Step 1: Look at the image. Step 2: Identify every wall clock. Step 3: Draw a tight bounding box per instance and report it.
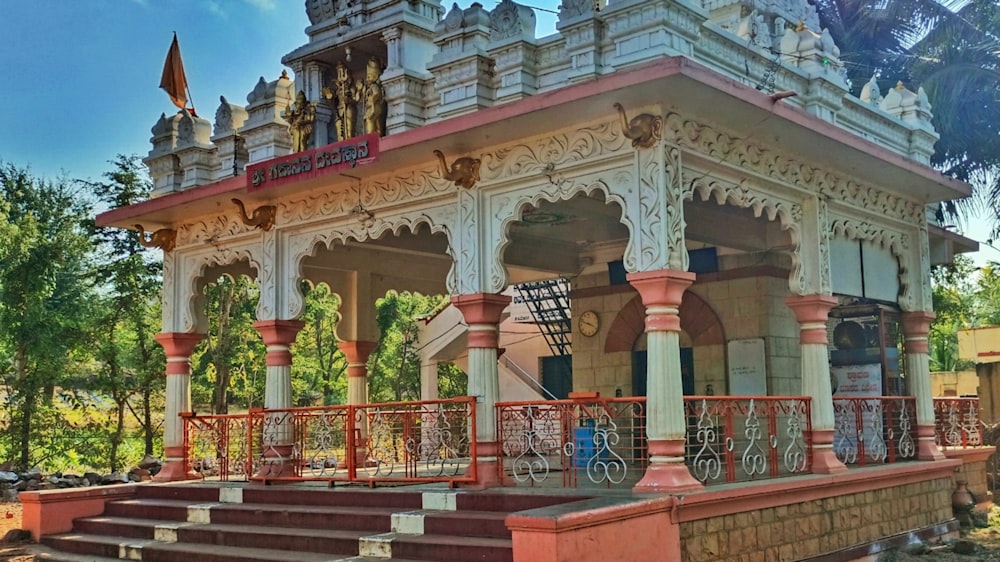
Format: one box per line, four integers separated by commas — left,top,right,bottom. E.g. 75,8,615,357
579,310,600,337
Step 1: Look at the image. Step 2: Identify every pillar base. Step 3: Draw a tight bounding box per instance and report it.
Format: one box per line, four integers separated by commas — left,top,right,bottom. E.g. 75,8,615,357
633,462,704,493
633,439,703,493
811,447,849,474
458,459,511,490
153,447,198,482
252,445,297,481
917,433,946,461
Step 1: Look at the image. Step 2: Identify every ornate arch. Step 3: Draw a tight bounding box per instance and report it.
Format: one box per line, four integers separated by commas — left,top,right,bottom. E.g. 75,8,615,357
488,180,633,293
684,176,804,294
830,218,911,308
176,245,261,333
604,292,726,353
284,210,455,319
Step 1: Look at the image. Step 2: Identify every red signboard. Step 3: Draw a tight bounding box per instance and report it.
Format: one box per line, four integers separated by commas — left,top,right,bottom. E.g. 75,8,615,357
247,133,379,191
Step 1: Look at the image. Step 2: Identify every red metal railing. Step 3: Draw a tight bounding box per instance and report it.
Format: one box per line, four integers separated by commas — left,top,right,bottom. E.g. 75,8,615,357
182,396,477,485
683,396,812,484
496,397,647,488
832,397,917,465
933,397,983,449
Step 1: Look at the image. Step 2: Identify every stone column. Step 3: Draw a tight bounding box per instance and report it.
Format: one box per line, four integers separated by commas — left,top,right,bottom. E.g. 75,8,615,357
452,292,511,488
902,311,945,461
154,332,205,482
627,269,703,492
253,320,305,479
338,340,378,466
786,294,848,474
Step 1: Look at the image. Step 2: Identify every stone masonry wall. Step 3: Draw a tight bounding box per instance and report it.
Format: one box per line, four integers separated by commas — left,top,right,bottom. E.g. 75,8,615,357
679,476,954,562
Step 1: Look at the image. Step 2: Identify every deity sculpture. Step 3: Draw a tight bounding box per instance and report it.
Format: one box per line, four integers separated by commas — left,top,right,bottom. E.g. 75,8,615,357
283,90,317,153
322,61,357,142
361,57,386,137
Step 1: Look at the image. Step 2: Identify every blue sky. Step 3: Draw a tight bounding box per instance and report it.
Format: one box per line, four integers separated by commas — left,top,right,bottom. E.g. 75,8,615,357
1,0,996,263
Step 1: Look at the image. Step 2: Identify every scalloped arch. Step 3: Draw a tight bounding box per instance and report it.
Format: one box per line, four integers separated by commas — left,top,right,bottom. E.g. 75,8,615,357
180,247,260,333
685,177,804,294
604,292,725,353
286,214,455,319
830,219,910,305
491,181,634,292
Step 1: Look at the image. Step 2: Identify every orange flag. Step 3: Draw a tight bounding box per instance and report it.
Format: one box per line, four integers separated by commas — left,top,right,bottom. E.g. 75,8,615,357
159,33,188,110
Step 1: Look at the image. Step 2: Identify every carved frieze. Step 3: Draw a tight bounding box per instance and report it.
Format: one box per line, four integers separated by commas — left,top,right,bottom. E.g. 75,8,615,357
479,120,627,182
662,112,924,224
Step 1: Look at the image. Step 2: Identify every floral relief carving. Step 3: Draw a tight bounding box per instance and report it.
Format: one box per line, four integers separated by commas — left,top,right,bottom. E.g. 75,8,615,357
455,189,481,295
662,112,924,224
256,229,277,322
478,120,627,182
176,214,249,247
162,251,176,333
635,144,665,272
664,145,687,272
830,219,910,304
817,197,832,294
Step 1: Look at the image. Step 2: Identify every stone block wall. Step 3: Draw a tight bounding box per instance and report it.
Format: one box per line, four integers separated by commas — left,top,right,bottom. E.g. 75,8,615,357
679,476,954,562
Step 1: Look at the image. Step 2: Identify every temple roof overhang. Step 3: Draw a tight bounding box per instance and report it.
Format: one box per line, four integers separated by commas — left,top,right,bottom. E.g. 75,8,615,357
97,56,971,230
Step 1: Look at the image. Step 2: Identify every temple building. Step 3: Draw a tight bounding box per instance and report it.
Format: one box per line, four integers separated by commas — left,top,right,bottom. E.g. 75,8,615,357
29,0,991,560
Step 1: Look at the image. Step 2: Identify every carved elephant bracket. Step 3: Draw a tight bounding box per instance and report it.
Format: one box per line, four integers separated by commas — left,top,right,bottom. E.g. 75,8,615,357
134,225,177,252
232,198,276,231
614,102,662,149
433,150,481,189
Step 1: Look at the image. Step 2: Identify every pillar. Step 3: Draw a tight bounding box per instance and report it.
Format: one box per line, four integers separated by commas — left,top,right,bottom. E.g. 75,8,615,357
253,319,305,479
338,340,378,466
902,311,945,461
452,292,511,488
154,332,205,482
627,269,703,492
786,294,848,474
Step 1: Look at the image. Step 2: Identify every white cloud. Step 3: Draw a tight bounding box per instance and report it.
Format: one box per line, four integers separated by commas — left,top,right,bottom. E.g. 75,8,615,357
243,0,277,10
206,0,227,18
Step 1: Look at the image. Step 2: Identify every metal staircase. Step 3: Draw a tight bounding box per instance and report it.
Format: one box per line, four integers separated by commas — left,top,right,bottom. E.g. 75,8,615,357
514,278,572,363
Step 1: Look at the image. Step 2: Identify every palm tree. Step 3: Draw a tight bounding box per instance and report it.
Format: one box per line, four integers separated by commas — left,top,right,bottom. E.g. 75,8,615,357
814,0,1000,229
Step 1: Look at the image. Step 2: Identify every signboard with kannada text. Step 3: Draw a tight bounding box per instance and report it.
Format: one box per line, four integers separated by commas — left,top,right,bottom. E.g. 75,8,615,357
247,133,379,192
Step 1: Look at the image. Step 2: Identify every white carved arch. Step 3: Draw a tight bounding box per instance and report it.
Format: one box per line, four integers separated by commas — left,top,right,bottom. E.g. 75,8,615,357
830,218,911,307
488,179,632,293
685,176,805,293
285,210,455,319
177,244,261,333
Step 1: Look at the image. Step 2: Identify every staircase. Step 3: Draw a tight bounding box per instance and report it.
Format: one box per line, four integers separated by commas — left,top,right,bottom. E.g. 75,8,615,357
36,483,590,562
514,279,572,363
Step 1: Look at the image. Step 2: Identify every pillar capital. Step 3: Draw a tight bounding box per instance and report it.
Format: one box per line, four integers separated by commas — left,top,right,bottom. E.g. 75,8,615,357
253,320,305,367
785,294,838,345
901,311,935,354
155,332,205,358
626,269,695,333
452,293,511,348
338,340,378,378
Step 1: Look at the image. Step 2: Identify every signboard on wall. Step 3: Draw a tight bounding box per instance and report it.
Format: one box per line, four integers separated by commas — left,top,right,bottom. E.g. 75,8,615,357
246,133,379,192
830,363,883,396
727,338,767,396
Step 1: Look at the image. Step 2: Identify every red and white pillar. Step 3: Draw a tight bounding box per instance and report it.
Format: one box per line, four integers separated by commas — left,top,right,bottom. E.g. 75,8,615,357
785,294,848,474
452,292,511,488
902,311,944,461
253,319,305,479
339,340,378,466
628,269,703,492
154,332,204,482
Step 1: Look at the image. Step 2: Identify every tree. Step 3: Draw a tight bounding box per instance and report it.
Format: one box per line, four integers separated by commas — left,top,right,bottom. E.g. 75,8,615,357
814,0,1000,227
0,162,95,469
292,283,346,406
86,154,164,466
368,291,448,403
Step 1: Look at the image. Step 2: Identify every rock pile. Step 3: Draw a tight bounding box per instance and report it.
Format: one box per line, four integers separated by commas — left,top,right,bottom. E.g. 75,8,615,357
0,455,163,501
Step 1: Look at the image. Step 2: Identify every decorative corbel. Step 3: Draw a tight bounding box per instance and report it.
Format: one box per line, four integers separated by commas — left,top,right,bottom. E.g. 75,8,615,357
613,103,662,149
232,198,276,231
433,150,481,189
134,225,177,252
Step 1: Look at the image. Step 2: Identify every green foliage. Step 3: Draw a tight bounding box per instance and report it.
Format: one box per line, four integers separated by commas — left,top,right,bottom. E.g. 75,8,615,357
0,161,96,469
292,283,346,406
368,291,448,403
930,256,1000,372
